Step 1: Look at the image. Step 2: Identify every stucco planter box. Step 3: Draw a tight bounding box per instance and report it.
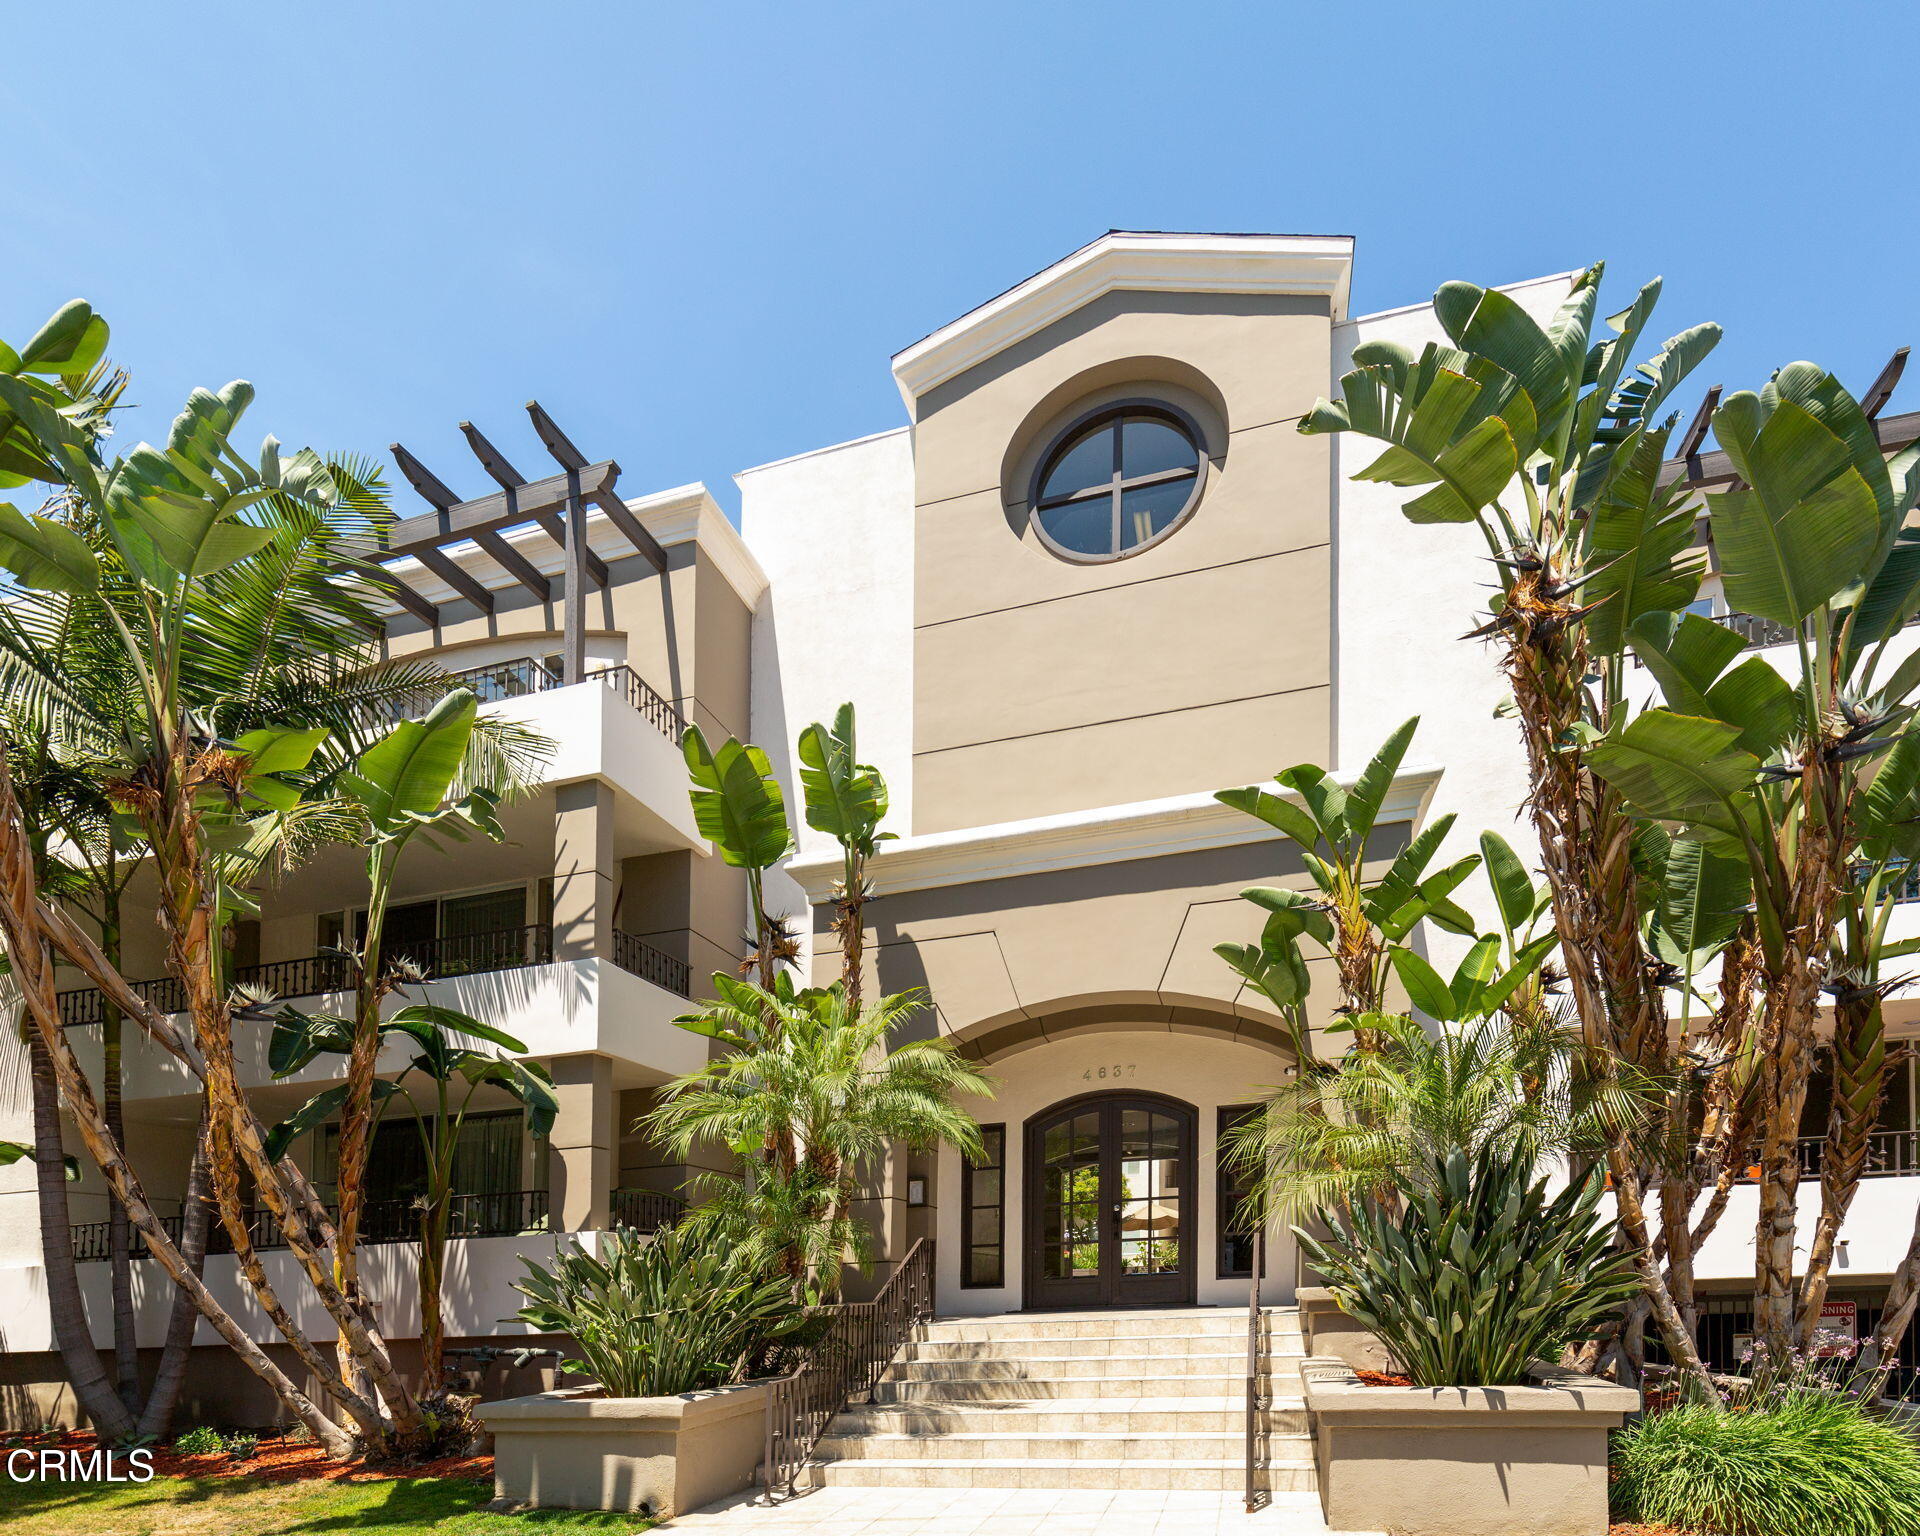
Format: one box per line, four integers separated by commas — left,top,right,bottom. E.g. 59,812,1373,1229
1296,1285,1395,1373
1303,1358,1639,1536
476,1381,770,1517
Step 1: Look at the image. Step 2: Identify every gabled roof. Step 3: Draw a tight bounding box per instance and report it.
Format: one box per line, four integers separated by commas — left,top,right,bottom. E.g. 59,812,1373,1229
889,230,1355,408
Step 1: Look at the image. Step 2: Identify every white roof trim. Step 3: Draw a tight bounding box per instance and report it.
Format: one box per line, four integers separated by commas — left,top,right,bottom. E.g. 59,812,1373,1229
890,231,1355,408
784,764,1443,902
371,482,769,614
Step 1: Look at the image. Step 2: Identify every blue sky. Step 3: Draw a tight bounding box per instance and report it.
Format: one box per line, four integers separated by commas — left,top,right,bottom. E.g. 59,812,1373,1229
5,1,1916,519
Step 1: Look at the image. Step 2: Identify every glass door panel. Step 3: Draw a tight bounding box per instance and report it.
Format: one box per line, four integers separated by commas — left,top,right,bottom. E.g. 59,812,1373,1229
1025,1095,1194,1309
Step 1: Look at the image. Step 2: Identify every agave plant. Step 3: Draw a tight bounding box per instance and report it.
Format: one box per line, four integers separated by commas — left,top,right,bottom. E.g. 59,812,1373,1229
1295,1144,1639,1387
511,1224,802,1398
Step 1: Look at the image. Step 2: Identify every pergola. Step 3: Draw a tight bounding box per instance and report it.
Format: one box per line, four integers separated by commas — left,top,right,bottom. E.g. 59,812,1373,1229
368,402,669,685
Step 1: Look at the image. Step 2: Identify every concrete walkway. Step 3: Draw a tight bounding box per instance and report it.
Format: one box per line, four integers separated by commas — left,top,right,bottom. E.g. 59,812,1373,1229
662,1487,1382,1535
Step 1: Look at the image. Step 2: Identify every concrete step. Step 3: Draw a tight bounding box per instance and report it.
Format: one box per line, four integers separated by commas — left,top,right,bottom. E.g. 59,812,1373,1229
828,1396,1308,1436
871,1370,1297,1402
804,1455,1318,1492
885,1349,1295,1381
814,1428,1314,1463
909,1330,1299,1360
922,1306,1297,1343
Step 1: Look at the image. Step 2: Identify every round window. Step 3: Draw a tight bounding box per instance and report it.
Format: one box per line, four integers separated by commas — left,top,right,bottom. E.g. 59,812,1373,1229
1029,404,1206,561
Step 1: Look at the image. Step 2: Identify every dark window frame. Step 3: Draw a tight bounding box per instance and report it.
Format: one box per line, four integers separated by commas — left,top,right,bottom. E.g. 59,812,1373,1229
1026,399,1209,564
1217,1102,1260,1279
961,1123,1006,1290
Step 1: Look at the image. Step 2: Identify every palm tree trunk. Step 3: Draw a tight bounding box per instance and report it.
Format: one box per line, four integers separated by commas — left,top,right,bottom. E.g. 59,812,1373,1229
1497,568,1716,1397
28,1029,136,1440
1794,990,1888,1347
1752,781,1843,1356
99,889,139,1411
0,745,360,1454
1858,1203,1920,1399
137,1110,213,1440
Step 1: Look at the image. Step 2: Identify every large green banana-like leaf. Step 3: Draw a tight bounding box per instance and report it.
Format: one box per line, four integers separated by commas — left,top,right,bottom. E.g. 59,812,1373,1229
683,724,794,871
460,1056,559,1138
1843,531,1920,652
1240,885,1335,947
1588,710,1759,850
1274,763,1350,845
1216,783,1322,852
0,1140,80,1180
1215,937,1311,1013
264,1080,401,1164
1581,427,1703,655
1708,387,1882,625
12,299,109,378
1376,855,1483,942
1574,318,1722,505
1388,945,1459,1021
1630,610,1800,761
1433,280,1579,443
341,690,479,836
1478,831,1538,938
1362,813,1458,919
1860,732,1920,865
267,1007,355,1077
1299,342,1526,523
1345,717,1418,846
797,703,892,856
1647,836,1751,975
0,500,102,594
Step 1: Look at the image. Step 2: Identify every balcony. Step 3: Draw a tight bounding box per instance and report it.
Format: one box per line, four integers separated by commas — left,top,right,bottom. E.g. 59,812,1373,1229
388,657,687,744
72,1185,686,1263
71,1188,550,1263
1736,1130,1920,1182
56,923,692,1029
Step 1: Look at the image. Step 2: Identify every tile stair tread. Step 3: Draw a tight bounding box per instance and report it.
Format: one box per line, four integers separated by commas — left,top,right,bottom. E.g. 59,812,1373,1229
808,1455,1318,1469
818,1431,1310,1449
844,1395,1305,1411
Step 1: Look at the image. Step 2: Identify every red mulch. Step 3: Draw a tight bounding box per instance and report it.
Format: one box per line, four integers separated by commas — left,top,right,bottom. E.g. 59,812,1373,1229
1352,1368,1415,1387
1608,1525,1692,1536
2,1430,491,1484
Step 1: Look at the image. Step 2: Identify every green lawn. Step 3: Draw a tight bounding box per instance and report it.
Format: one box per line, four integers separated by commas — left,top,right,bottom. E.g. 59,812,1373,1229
0,1473,654,1536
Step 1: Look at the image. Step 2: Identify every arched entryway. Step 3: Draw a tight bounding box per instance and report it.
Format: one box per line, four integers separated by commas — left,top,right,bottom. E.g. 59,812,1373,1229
1023,1090,1197,1309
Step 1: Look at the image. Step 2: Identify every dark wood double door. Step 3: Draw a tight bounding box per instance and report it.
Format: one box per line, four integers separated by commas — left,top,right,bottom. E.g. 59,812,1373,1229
1024,1092,1196,1309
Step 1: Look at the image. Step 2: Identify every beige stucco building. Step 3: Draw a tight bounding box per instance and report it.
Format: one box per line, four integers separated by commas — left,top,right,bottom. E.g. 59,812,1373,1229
3,231,1917,1423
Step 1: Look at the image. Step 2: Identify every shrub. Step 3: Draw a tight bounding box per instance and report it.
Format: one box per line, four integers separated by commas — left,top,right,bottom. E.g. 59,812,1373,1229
1612,1392,1920,1536
173,1426,223,1455
511,1223,803,1398
1293,1144,1638,1385
220,1431,259,1461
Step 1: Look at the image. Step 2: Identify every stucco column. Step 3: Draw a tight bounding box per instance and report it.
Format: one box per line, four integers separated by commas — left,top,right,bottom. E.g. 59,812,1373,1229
553,780,616,963
548,1053,615,1231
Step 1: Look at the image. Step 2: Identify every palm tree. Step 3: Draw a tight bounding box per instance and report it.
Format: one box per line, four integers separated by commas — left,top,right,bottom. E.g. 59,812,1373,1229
0,300,541,1454
645,980,993,1297
1222,1010,1646,1226
796,704,893,1007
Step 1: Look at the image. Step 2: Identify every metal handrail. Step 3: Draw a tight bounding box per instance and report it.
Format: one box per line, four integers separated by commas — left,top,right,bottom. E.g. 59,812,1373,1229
1244,1224,1268,1513
763,1238,936,1500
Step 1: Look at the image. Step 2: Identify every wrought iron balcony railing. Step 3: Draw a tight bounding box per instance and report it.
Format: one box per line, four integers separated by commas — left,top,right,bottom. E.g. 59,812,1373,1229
1732,1130,1920,1184
609,1187,687,1233
57,924,553,1029
611,929,693,999
383,657,686,742
72,1188,550,1262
